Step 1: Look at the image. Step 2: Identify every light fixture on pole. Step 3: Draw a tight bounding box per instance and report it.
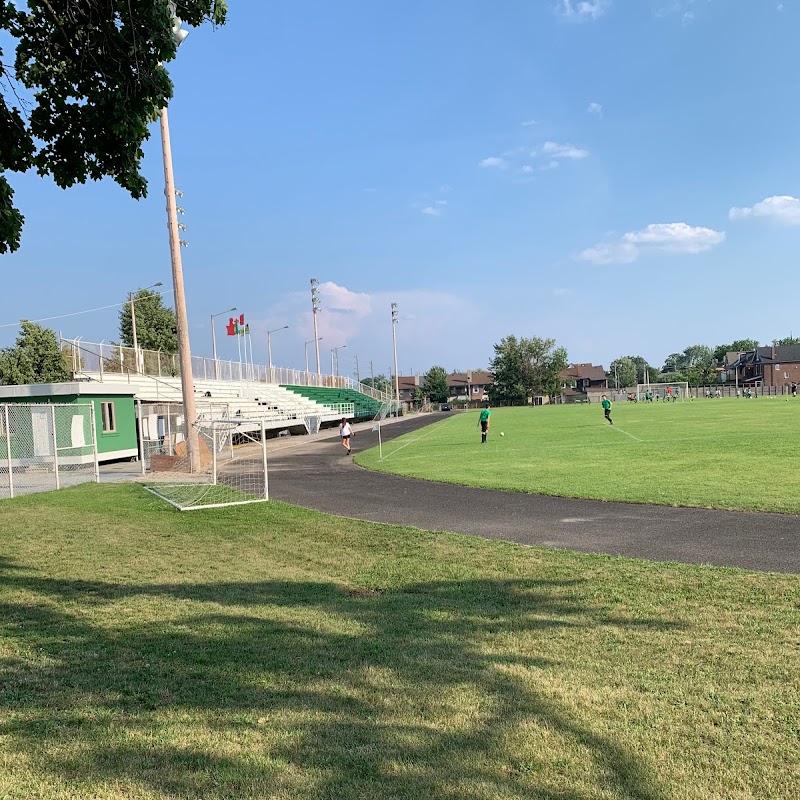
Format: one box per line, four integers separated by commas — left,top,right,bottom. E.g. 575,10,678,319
391,302,400,413
161,6,198,471
305,337,322,374
310,278,322,377
331,344,347,378
129,281,163,373
211,307,236,380
267,325,289,383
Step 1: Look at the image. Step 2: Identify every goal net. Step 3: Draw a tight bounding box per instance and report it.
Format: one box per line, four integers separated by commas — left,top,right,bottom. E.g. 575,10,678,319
138,403,268,510
636,382,689,401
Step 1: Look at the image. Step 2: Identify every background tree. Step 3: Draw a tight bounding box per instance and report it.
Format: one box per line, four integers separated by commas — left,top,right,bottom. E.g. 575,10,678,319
119,289,178,353
421,366,449,403
609,356,637,389
361,375,390,393
713,339,759,363
0,1,228,253
773,336,800,346
0,321,70,385
489,335,568,404
488,336,527,406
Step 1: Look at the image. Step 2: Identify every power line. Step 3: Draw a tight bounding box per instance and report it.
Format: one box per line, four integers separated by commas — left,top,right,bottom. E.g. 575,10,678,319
0,289,173,329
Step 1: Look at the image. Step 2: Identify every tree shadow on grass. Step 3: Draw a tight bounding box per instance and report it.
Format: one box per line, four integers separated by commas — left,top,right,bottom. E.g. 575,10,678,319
0,558,685,799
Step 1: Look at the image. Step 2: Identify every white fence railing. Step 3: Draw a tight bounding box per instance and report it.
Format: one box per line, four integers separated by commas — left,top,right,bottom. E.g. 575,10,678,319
0,403,99,500
61,338,391,403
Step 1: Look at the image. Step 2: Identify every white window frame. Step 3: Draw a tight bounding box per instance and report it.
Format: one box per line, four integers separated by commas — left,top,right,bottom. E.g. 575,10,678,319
101,401,117,433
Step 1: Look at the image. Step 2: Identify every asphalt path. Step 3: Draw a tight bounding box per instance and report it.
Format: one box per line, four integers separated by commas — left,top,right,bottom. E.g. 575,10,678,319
265,414,800,574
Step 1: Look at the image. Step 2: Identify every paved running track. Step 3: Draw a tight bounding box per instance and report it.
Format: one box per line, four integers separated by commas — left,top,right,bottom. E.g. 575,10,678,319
265,414,800,575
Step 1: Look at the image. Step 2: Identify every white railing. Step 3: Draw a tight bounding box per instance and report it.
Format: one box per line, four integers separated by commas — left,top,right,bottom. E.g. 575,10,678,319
62,338,391,403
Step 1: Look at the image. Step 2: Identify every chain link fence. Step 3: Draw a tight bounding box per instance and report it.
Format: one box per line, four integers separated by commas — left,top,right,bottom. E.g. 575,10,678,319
0,403,99,500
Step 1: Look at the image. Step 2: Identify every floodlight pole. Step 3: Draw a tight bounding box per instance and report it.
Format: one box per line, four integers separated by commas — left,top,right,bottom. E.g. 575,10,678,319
267,325,289,383
129,281,162,373
160,9,197,470
310,278,321,377
391,302,400,413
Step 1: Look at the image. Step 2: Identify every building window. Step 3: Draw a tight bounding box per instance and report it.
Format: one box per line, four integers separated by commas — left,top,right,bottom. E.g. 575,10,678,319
774,364,780,371
101,402,116,433
785,372,790,379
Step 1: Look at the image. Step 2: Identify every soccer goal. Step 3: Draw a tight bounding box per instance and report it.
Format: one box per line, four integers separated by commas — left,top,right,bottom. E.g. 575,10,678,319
636,382,689,402
139,405,269,510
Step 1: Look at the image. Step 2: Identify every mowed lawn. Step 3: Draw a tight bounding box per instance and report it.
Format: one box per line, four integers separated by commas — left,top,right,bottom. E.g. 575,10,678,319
1,484,798,799
357,399,800,513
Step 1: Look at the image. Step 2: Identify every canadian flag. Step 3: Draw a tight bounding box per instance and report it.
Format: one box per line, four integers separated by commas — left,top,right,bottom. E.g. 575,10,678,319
226,313,245,336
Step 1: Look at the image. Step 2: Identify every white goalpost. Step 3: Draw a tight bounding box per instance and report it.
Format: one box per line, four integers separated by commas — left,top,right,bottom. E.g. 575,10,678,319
636,382,689,401
139,407,270,510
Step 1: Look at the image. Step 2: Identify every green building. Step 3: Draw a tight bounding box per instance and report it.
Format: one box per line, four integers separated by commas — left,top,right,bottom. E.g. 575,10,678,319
0,383,138,463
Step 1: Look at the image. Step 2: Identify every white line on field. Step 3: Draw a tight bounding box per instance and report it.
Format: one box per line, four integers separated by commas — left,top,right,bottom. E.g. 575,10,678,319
379,415,457,461
608,426,647,443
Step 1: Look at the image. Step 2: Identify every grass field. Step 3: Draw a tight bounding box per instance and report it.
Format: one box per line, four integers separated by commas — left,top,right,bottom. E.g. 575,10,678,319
356,399,800,513
1,484,798,799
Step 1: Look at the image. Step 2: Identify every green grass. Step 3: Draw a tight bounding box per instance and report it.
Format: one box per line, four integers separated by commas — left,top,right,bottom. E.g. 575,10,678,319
356,399,800,513
1,484,798,799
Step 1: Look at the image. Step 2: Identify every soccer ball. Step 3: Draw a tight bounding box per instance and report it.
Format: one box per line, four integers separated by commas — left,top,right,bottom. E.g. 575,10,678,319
500,432,505,437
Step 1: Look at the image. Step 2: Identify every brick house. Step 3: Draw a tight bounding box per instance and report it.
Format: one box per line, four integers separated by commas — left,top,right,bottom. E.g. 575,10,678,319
448,371,493,402
561,363,608,403
726,345,800,388
396,375,420,403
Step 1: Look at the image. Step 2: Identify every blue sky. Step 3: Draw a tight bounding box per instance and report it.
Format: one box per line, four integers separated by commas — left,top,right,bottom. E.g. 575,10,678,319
3,0,800,378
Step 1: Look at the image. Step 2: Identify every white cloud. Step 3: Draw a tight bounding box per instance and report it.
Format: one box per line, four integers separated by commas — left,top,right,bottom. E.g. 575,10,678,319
555,0,611,22
579,241,639,265
729,195,800,225
540,141,590,160
479,156,507,169
579,222,726,265
586,102,603,115
435,199,448,206
520,165,534,174
681,11,694,25
521,119,539,127
553,288,573,296
421,206,442,217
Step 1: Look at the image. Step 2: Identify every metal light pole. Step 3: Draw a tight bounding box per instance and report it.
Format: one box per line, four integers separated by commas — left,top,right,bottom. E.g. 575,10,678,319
267,325,289,383
129,281,163,373
332,345,347,378
391,302,400,413
211,306,236,380
161,7,197,470
305,337,322,374
310,278,321,377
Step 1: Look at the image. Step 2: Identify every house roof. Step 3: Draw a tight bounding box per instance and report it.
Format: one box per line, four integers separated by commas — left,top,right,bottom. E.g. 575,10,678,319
729,345,800,368
447,371,493,385
562,363,607,382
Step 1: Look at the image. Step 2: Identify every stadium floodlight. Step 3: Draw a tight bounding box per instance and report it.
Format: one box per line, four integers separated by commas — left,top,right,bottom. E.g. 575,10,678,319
391,302,400,414
310,278,322,378
129,281,163,373
159,3,197,470
267,325,289,383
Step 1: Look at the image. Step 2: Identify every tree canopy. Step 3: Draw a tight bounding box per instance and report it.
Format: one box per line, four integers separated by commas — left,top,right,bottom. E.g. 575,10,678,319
773,336,800,346
489,335,568,405
421,365,449,403
0,0,227,253
712,339,759,363
119,288,178,353
0,321,70,385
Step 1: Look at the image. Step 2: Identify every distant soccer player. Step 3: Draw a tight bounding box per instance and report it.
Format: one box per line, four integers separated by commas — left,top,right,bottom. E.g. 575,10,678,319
339,417,353,455
601,394,613,425
478,403,491,443
666,386,673,402
645,389,653,403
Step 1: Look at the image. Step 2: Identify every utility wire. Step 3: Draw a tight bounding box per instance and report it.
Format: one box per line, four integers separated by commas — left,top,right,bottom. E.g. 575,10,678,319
0,289,173,329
